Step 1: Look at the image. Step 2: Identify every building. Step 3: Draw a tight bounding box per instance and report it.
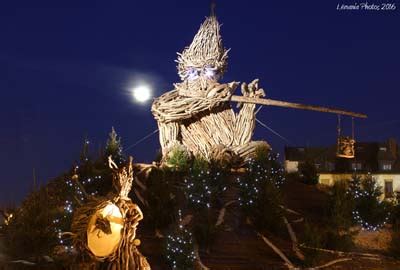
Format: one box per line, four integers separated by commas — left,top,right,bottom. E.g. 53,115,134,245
284,138,400,199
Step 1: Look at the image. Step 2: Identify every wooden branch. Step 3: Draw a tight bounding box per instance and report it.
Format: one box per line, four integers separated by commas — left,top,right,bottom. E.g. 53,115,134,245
215,200,236,226
256,232,295,269
133,189,147,207
194,244,210,270
280,205,302,216
299,244,382,258
60,232,76,237
180,214,193,226
231,96,367,119
311,258,352,269
283,217,305,261
134,178,147,191
292,217,304,223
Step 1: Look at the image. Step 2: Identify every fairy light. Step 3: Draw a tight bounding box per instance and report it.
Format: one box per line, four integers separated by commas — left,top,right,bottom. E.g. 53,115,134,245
183,167,226,209
237,154,285,207
352,210,390,231
54,168,103,249
347,173,391,231
165,210,196,269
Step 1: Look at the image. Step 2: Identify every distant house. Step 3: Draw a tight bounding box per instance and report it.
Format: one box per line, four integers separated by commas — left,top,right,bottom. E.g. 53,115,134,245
284,138,400,199
0,211,5,229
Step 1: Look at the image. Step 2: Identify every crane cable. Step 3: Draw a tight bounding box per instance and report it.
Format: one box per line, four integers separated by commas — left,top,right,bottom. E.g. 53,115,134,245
255,118,292,145
124,128,159,152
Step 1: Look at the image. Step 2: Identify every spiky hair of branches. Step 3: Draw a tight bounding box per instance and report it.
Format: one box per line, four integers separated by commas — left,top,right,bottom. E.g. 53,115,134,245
109,156,134,199
176,15,229,80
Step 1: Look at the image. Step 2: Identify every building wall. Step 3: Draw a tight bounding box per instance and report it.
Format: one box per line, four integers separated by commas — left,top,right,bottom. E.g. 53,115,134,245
284,160,299,173
319,173,400,199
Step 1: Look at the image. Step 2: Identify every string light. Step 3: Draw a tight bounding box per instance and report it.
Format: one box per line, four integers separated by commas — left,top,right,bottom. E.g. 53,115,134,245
165,210,196,269
183,166,226,209
348,173,391,231
237,154,285,207
54,170,103,250
352,210,390,231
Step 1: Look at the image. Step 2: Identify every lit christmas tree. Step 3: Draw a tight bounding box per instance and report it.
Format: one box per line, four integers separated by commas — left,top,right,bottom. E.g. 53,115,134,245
165,211,196,270
52,133,125,254
352,174,390,231
183,157,227,210
105,127,125,166
237,150,286,232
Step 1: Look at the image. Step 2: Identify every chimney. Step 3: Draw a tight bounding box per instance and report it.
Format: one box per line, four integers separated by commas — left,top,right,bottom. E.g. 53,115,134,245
388,138,397,159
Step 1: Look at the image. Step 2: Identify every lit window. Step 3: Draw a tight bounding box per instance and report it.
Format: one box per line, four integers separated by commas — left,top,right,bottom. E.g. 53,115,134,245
380,147,387,152
382,164,392,171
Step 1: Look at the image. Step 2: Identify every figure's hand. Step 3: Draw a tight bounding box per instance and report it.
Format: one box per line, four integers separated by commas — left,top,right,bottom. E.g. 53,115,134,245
205,81,238,99
241,79,265,98
237,79,265,108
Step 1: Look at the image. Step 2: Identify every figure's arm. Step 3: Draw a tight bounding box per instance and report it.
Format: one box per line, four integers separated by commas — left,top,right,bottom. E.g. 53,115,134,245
157,121,181,156
234,79,265,145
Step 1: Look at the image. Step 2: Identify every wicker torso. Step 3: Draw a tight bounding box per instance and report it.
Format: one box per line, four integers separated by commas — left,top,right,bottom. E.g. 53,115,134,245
152,81,269,160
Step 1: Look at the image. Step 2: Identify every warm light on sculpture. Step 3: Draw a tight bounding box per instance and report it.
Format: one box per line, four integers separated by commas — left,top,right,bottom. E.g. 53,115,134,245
87,203,124,257
71,156,151,270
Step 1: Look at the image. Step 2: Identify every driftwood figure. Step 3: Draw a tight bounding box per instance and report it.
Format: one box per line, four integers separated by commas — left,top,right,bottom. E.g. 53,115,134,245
71,157,150,270
152,11,269,162
337,136,355,159
152,8,367,162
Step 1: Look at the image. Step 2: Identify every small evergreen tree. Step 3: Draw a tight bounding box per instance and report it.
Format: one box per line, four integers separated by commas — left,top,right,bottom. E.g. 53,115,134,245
164,144,191,171
184,157,227,210
348,173,363,199
183,157,228,250
324,180,356,251
4,131,126,263
105,127,125,165
353,174,390,231
144,167,178,232
298,159,319,185
390,198,400,258
327,180,354,231
237,149,285,233
165,211,196,270
301,221,323,266
4,185,58,259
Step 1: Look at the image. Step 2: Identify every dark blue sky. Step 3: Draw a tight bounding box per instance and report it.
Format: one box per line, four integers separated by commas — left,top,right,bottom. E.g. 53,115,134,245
1,1,399,205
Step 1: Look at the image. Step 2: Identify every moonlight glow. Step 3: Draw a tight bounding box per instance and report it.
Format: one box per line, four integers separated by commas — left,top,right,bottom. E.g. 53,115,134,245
131,84,152,103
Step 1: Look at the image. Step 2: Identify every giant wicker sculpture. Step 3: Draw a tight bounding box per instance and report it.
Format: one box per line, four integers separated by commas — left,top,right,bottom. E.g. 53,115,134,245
152,12,269,162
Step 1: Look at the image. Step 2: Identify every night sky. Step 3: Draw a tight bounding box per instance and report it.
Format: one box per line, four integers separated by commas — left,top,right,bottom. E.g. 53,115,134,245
1,1,399,206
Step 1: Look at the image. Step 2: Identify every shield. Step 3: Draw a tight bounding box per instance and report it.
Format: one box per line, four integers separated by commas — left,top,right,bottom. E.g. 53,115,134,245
87,202,124,258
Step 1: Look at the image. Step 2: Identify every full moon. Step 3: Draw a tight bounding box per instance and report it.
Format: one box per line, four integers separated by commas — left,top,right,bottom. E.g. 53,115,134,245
131,85,152,103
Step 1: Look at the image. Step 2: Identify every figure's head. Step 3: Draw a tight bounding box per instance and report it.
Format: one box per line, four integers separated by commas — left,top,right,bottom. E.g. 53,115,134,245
176,14,229,83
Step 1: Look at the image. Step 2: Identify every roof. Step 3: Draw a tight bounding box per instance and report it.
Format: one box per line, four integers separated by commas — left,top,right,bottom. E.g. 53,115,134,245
284,145,335,162
285,139,400,173
377,142,397,161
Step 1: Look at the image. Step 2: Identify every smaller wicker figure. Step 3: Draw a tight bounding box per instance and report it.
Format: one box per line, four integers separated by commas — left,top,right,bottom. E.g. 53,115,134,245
71,157,150,270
